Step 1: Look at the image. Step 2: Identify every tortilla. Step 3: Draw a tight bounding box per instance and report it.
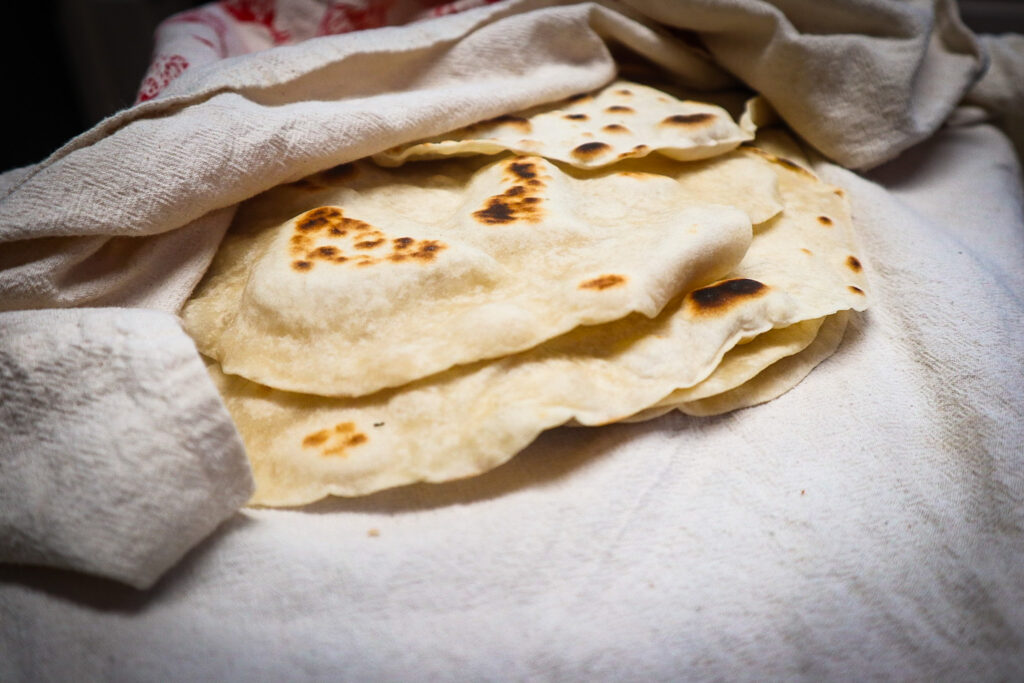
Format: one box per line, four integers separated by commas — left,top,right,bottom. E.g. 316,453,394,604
203,142,866,506
625,311,847,421
182,153,772,398
373,80,752,170
676,311,850,416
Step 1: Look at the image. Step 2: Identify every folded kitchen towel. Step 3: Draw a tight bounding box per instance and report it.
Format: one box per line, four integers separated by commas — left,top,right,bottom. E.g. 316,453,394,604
0,308,253,589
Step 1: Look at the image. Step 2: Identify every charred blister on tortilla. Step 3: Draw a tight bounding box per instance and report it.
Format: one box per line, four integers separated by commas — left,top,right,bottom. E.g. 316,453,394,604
571,141,612,162
302,422,368,458
684,278,769,316
469,114,531,134
579,274,627,291
288,206,446,271
660,112,716,127
473,156,548,225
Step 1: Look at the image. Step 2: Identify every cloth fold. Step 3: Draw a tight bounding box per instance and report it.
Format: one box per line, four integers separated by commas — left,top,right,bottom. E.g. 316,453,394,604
0,308,253,589
966,32,1024,161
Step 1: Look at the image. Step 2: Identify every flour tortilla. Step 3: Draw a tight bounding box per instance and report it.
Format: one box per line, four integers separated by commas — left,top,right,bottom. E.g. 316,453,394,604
626,311,848,421
206,143,866,506
373,80,752,170
676,311,850,417
183,154,754,397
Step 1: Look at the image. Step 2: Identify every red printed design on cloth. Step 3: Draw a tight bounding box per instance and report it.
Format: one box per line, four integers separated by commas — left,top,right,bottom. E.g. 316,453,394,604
427,0,503,18
137,54,191,102
317,0,395,35
219,0,291,44
138,0,510,103
164,8,230,57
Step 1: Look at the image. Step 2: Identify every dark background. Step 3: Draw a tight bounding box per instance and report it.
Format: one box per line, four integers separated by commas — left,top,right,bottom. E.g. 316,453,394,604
2,0,1020,173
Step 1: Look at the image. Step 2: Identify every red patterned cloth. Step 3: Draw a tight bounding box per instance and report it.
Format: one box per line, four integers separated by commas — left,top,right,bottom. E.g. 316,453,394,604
137,0,506,102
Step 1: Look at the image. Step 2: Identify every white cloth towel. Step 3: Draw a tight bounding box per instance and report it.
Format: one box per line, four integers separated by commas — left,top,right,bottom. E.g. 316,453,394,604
0,0,1008,589
0,308,252,588
2,120,1021,679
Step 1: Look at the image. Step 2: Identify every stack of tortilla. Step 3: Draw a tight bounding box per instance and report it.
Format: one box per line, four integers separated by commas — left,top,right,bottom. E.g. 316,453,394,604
182,80,868,507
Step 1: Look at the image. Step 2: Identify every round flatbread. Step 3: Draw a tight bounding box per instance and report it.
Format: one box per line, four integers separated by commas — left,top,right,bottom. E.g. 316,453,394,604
183,154,765,398
202,141,867,506
373,80,753,169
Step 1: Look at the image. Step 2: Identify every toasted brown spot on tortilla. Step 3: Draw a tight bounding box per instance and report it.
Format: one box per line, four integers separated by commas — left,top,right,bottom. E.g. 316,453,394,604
475,199,515,224
846,256,863,272
508,160,538,179
315,246,338,258
393,237,414,249
315,422,369,457
481,114,530,131
355,239,385,249
834,188,846,197
345,218,374,232
772,156,815,177
801,248,813,255
605,105,634,114
479,163,547,223
328,227,346,236
567,93,593,104
817,216,834,226
564,113,589,121
388,254,407,262
602,124,630,133
661,113,715,126
411,241,446,260
296,207,343,232
571,142,611,160
302,430,330,448
580,274,626,290
633,144,648,152
292,260,313,271
686,278,767,314
848,285,866,295
616,88,633,96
